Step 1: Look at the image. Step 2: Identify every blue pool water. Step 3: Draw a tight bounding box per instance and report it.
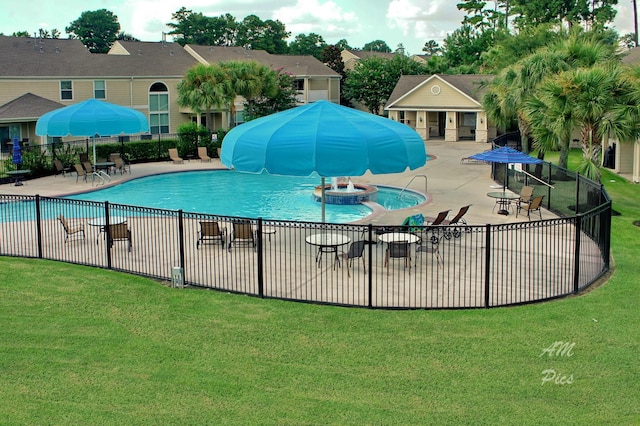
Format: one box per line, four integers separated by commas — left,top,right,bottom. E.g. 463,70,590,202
59,170,426,223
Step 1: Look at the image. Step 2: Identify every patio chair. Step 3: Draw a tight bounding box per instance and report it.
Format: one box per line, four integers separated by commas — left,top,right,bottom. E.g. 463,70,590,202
384,240,410,275
112,156,130,174
58,214,85,243
168,148,183,164
416,234,443,267
197,146,211,162
54,159,71,177
517,195,544,220
340,240,367,277
107,223,132,252
82,161,94,174
73,163,88,183
196,221,226,249
442,205,471,239
517,186,535,210
228,219,256,252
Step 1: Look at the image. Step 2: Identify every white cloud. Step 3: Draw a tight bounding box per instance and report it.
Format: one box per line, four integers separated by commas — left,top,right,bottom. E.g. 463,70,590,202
274,0,360,41
386,0,465,45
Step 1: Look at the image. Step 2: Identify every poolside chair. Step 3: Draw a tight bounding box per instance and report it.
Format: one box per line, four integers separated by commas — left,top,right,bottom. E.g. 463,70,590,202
416,234,443,267
54,159,71,177
74,163,88,183
517,186,534,210
228,219,256,252
82,161,94,174
340,240,367,277
517,195,544,220
197,146,211,162
441,205,471,239
196,221,226,249
107,223,132,252
384,240,410,275
58,214,86,243
112,156,130,175
424,209,450,244
168,148,183,164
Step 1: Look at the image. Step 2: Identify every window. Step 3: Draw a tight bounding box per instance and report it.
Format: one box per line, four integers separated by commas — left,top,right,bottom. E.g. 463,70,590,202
149,82,169,134
60,80,72,100
295,79,304,91
94,80,106,99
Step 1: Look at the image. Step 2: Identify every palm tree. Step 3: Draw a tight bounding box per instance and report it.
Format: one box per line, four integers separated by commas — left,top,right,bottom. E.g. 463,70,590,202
220,61,278,127
177,64,231,131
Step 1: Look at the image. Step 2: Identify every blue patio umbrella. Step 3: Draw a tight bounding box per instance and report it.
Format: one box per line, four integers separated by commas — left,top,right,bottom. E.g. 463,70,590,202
221,100,427,222
36,99,149,161
469,145,542,195
11,136,22,170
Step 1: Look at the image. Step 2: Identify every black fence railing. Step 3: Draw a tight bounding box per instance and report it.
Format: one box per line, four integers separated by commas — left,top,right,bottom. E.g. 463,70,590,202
0,189,611,309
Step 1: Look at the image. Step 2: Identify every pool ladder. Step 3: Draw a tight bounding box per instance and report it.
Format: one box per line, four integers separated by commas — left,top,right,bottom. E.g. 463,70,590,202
397,174,428,199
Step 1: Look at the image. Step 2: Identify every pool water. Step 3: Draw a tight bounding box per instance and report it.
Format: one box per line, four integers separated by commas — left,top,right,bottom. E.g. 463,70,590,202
62,170,425,223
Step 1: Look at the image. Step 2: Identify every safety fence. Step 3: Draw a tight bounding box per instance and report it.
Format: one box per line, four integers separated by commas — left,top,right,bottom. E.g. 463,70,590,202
0,191,611,309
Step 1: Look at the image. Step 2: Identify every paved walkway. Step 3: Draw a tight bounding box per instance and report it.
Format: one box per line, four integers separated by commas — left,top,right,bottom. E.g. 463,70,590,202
0,141,547,225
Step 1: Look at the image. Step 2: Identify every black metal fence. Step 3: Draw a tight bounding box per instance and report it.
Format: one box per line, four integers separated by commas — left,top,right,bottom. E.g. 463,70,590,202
0,184,611,309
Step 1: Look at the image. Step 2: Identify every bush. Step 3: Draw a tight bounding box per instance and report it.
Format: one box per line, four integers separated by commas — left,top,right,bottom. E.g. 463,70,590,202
177,122,209,158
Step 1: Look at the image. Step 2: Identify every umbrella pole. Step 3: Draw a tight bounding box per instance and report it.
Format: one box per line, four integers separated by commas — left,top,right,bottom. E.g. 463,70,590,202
321,177,326,223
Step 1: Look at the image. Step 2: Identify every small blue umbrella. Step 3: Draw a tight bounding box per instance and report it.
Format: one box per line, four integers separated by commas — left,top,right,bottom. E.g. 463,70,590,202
36,99,149,161
221,101,427,222
469,146,542,192
11,136,22,170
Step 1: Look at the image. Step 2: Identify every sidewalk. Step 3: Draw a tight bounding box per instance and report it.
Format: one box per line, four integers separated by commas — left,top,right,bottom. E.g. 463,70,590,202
0,141,539,225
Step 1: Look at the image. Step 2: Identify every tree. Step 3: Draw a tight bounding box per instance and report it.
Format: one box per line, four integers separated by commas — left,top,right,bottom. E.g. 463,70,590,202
422,40,441,55
11,31,30,37
288,33,327,59
441,24,500,72
167,8,237,46
244,70,299,120
221,61,279,124
236,15,290,53
335,39,351,50
510,0,618,29
362,40,391,52
343,54,427,114
65,9,120,53
176,63,231,132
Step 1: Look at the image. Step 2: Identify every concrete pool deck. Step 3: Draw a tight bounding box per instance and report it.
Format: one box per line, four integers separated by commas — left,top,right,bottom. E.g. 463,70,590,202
0,141,549,225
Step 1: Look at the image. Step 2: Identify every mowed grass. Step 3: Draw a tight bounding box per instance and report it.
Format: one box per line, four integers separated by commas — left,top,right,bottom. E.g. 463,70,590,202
1,153,639,424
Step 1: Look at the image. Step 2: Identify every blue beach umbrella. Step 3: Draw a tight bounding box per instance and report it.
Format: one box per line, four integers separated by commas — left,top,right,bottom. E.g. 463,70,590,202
469,146,542,191
221,100,427,222
36,99,149,161
11,136,22,169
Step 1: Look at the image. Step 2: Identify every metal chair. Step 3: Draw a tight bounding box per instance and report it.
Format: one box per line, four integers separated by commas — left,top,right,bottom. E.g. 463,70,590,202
197,221,226,249
384,240,410,275
517,195,544,220
340,240,367,277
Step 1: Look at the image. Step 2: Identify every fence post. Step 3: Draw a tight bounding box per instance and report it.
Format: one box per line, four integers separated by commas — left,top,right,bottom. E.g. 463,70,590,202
105,201,112,269
367,223,373,308
575,173,581,215
257,218,264,298
177,209,185,271
35,195,43,258
484,223,491,308
573,215,582,294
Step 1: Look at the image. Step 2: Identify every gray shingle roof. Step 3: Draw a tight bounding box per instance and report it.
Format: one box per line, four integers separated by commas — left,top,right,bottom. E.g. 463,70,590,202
386,74,493,106
0,93,64,120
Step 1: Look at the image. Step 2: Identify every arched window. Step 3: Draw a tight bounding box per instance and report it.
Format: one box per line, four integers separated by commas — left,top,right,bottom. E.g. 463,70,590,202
149,82,169,134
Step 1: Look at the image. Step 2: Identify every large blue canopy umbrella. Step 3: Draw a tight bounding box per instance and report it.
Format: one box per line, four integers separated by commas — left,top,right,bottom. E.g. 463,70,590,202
221,100,427,222
469,145,542,192
36,99,149,161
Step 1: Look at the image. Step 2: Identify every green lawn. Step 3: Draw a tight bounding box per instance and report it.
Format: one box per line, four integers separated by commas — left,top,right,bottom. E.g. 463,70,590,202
1,154,638,424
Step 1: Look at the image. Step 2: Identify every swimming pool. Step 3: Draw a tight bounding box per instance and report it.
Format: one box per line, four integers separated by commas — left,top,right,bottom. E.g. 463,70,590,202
62,170,426,223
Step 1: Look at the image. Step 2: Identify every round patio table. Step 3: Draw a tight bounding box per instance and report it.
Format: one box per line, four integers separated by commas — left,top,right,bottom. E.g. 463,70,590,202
6,169,31,186
487,191,521,215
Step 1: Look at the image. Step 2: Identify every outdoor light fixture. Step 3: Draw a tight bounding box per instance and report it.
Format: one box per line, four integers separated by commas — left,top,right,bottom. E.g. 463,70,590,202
449,117,452,123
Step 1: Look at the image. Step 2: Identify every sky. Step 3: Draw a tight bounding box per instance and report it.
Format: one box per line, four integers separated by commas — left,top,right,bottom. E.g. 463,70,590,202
0,0,637,55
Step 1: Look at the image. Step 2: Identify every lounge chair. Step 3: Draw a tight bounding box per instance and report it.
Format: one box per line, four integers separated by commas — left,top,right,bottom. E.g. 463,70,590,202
517,195,544,220
228,219,255,252
197,146,211,162
168,148,183,164
196,221,226,249
340,240,367,277
401,213,425,232
384,240,410,275
54,159,71,177
58,214,85,243
425,209,450,244
74,163,88,183
107,223,132,252
82,161,94,174
442,205,471,239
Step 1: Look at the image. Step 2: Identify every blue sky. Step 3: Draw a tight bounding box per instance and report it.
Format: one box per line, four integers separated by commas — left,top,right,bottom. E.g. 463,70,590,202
0,0,636,55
